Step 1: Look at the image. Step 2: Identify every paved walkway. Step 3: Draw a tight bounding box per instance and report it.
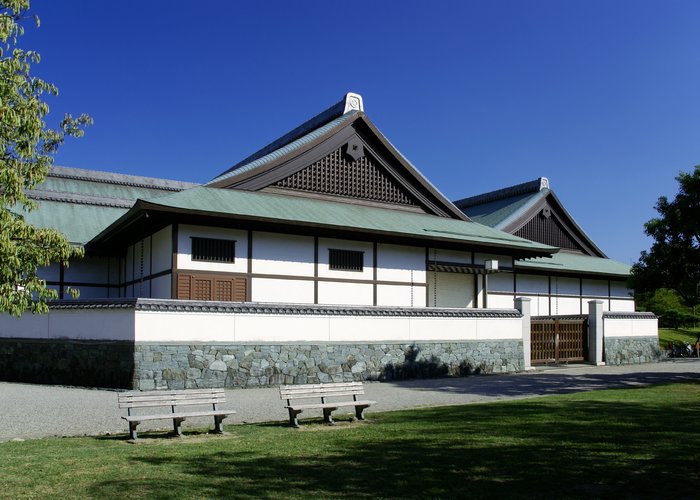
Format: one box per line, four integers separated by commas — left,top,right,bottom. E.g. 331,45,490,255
1,359,699,442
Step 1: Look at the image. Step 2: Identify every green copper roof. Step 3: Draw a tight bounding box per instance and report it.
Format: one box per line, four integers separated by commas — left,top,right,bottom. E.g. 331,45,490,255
17,166,198,244
125,186,556,254
463,190,545,228
517,252,631,277
208,111,358,185
18,201,129,244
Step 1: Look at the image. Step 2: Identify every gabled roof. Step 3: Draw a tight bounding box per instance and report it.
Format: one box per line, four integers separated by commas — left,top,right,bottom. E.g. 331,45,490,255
89,186,557,258
19,166,197,244
455,177,606,258
454,178,550,229
208,92,469,221
517,252,631,279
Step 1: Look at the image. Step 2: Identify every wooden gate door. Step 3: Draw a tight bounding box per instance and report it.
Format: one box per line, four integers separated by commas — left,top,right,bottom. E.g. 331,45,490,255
531,317,588,364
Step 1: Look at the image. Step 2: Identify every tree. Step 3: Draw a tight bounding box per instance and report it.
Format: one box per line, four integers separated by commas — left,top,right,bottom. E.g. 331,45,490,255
0,0,91,316
630,166,700,308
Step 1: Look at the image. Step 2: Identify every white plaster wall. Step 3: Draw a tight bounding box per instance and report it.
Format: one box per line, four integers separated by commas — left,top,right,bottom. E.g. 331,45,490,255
136,311,235,342
38,263,60,282
428,248,471,264
489,273,514,293
516,274,548,294
610,281,633,298
150,275,171,299
604,317,658,337
552,277,579,296
251,232,314,277
318,281,373,306
151,225,172,274
133,310,523,343
428,272,474,308
487,293,515,309
318,237,373,280
0,312,49,338
376,244,426,283
609,299,635,312
73,286,112,300
252,278,315,304
552,296,581,315
582,279,608,297
376,284,423,307
0,309,135,341
125,245,134,282
65,256,110,283
532,295,550,316
178,224,248,273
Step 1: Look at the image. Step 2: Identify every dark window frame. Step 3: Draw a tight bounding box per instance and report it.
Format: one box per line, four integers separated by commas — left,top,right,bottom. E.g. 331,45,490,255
329,248,364,272
190,237,236,263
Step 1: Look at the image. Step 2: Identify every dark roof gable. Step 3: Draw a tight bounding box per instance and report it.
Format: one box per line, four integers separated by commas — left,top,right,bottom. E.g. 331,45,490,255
455,177,606,258
208,93,469,221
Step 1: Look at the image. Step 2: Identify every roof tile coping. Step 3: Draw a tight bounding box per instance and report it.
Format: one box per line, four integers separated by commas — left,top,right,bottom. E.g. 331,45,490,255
603,311,658,320
454,177,549,209
210,92,363,184
50,166,199,192
47,298,521,318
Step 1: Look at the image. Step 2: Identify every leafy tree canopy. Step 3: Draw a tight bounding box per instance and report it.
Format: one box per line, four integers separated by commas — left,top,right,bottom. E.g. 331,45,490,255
630,166,700,307
0,0,91,316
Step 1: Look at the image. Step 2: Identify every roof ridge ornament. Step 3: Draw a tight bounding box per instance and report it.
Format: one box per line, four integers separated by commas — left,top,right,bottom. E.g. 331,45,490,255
343,92,364,113
540,177,550,190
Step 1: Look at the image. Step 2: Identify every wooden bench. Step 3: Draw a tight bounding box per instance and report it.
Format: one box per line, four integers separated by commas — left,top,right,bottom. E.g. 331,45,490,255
118,388,235,440
280,382,376,428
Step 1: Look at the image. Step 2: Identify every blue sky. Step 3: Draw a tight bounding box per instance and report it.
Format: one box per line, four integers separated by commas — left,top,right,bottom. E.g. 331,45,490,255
24,0,700,263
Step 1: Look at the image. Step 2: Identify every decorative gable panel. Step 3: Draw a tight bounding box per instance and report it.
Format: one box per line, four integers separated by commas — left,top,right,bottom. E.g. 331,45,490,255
514,207,584,253
272,147,419,207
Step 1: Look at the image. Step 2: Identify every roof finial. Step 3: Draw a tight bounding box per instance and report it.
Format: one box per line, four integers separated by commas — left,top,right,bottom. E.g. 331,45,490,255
540,177,550,190
343,92,364,113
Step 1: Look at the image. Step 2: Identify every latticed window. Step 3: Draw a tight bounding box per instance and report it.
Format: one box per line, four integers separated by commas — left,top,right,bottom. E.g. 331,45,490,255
329,249,363,271
191,237,236,263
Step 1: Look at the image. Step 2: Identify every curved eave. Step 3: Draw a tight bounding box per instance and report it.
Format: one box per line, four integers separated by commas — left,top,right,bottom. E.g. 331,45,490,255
88,198,554,259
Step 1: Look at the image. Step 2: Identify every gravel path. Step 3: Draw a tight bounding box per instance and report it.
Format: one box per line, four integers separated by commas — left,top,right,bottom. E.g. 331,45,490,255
1,359,699,442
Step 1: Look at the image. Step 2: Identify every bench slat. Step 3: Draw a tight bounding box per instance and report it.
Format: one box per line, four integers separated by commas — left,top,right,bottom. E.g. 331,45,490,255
285,400,375,411
122,409,236,422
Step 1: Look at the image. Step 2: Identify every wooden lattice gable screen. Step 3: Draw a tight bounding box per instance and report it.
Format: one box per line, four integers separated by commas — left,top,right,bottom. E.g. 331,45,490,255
271,144,420,207
513,199,595,255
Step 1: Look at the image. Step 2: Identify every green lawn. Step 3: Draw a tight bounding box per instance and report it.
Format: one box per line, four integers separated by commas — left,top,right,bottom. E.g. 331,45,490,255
1,383,699,499
658,327,700,349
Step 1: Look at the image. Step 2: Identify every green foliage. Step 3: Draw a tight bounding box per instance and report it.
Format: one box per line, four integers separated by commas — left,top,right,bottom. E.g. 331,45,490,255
630,165,700,307
0,1,91,316
636,288,698,328
1,384,699,498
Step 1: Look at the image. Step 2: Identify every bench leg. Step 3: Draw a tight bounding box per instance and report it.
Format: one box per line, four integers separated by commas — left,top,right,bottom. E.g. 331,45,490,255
128,421,139,440
323,407,338,425
288,408,302,428
355,404,370,421
213,415,225,434
173,417,185,437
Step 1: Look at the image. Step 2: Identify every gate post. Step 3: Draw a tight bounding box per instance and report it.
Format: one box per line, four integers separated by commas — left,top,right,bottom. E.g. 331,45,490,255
588,300,605,365
514,297,533,371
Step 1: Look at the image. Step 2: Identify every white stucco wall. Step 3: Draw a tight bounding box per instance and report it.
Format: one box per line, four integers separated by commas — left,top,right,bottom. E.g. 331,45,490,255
252,278,315,304
604,316,658,337
151,225,172,274
376,244,426,284
428,272,474,308
0,309,135,341
251,232,314,277
177,224,248,273
376,284,424,307
317,237,374,281
318,281,374,306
